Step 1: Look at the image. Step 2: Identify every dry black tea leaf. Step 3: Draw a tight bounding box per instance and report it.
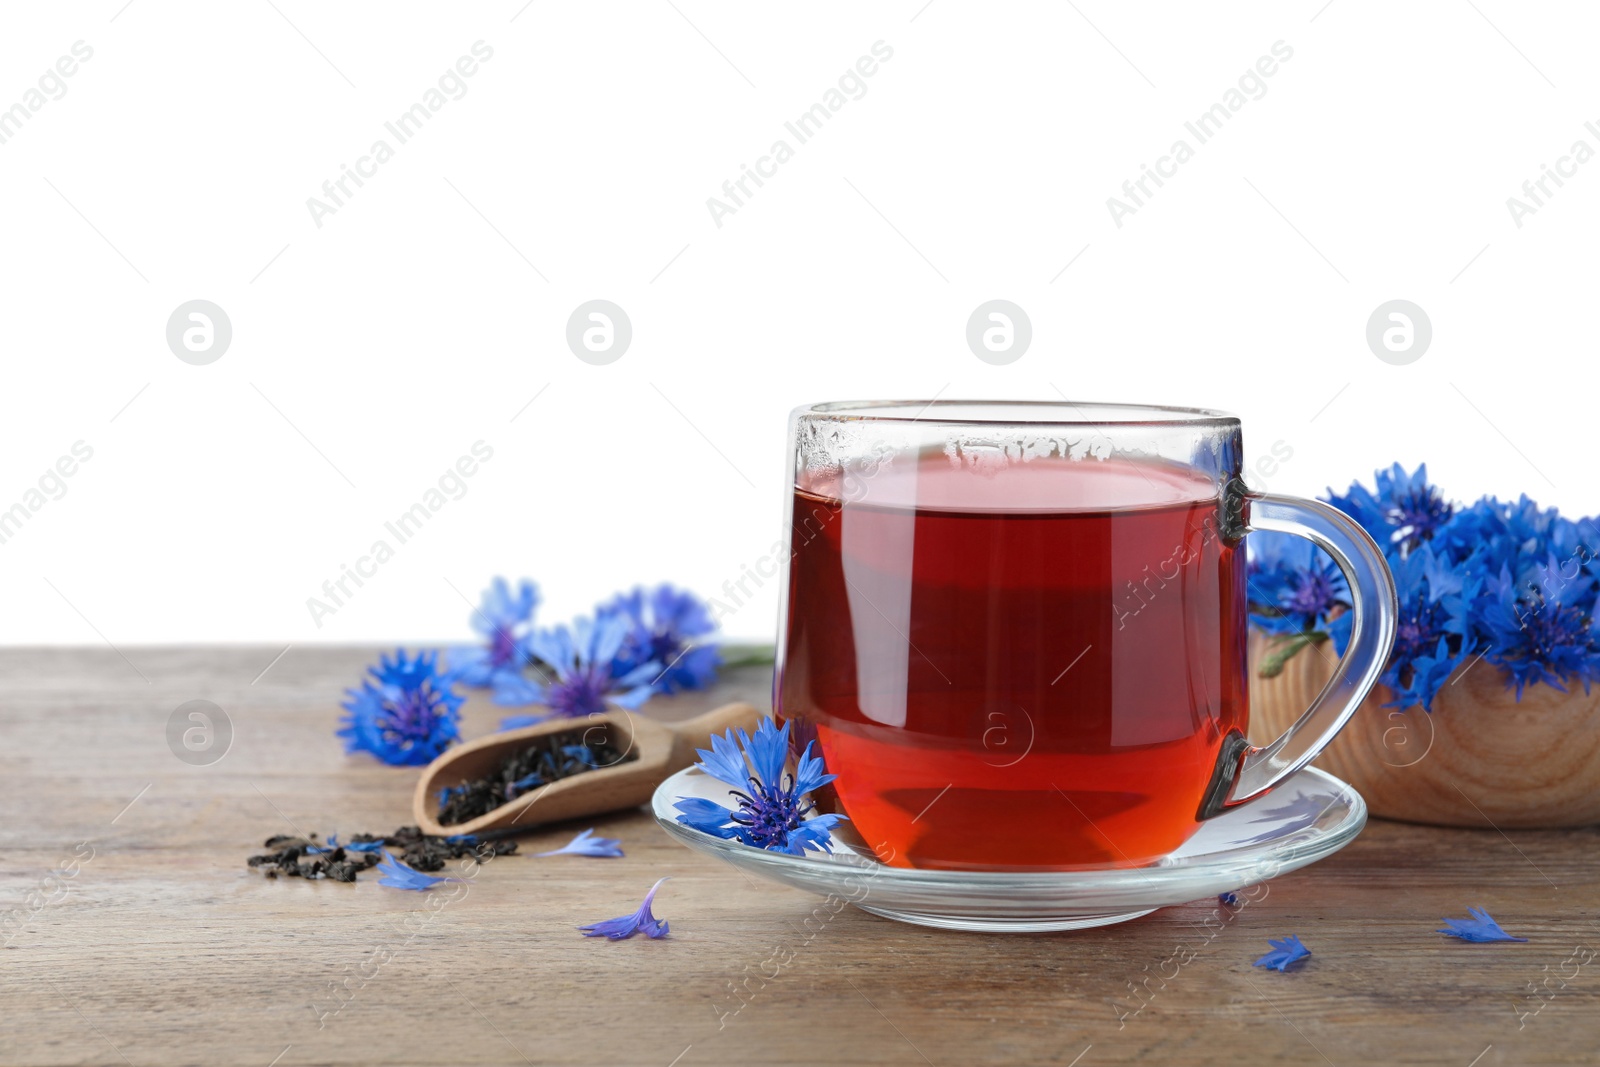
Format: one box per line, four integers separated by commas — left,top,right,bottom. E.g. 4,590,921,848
436,729,629,826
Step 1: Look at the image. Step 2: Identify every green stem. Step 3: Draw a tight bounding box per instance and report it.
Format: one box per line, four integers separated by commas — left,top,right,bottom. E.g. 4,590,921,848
717,642,777,668
1257,631,1328,679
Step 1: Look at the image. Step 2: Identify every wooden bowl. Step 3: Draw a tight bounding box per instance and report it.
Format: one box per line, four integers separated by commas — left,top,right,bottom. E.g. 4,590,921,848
1247,632,1600,828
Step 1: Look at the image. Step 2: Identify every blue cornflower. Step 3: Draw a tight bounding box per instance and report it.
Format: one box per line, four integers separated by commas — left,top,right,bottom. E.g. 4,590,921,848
1389,637,1464,713
338,650,463,766
1383,547,1475,711
535,828,624,858
1503,495,1563,559
1253,935,1312,972
1247,532,1352,654
1548,515,1600,585
527,613,660,719
1328,463,1453,556
599,584,721,695
1378,464,1455,553
447,578,542,706
1256,464,1600,710
376,850,460,891
673,716,848,855
1438,907,1527,943
1431,497,1509,569
1475,559,1600,698
580,877,670,940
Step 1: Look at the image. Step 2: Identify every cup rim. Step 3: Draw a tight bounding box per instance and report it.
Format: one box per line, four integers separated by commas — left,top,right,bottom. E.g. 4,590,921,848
795,399,1239,428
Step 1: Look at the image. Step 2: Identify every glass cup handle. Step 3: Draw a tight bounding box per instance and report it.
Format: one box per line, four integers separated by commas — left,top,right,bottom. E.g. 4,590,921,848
1198,492,1398,818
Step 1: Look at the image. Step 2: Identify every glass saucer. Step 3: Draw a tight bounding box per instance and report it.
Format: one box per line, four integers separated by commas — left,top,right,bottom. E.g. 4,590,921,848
651,765,1366,932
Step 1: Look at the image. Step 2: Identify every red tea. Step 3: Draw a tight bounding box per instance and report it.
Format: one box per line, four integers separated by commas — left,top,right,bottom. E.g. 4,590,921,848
776,454,1247,869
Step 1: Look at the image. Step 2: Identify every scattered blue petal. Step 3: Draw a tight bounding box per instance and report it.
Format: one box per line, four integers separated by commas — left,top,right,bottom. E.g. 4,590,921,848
444,834,478,846
337,649,463,766
498,713,550,731
1253,935,1312,972
535,828,625,858
580,877,670,939
376,850,456,891
673,716,847,855
325,834,383,853
1218,892,1240,907
1438,907,1528,943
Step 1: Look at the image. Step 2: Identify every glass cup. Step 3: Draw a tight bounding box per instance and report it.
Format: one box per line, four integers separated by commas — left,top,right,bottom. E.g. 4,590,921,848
773,400,1397,870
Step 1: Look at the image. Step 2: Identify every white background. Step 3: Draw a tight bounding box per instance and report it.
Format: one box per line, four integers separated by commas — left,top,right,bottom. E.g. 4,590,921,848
0,1,1592,647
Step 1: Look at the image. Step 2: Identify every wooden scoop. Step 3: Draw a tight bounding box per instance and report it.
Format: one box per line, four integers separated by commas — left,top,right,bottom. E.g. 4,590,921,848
411,702,761,838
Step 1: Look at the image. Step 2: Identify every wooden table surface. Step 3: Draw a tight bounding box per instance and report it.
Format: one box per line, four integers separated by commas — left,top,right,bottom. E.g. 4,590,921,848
3,647,1598,1067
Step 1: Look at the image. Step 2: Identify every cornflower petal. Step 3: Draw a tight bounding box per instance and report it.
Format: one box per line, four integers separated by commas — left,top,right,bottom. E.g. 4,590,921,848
376,850,458,891
1439,907,1528,943
1253,935,1311,971
580,877,670,940
535,828,625,858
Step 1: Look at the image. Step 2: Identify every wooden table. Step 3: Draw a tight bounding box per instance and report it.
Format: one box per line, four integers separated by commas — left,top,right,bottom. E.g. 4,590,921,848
3,647,1597,1066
